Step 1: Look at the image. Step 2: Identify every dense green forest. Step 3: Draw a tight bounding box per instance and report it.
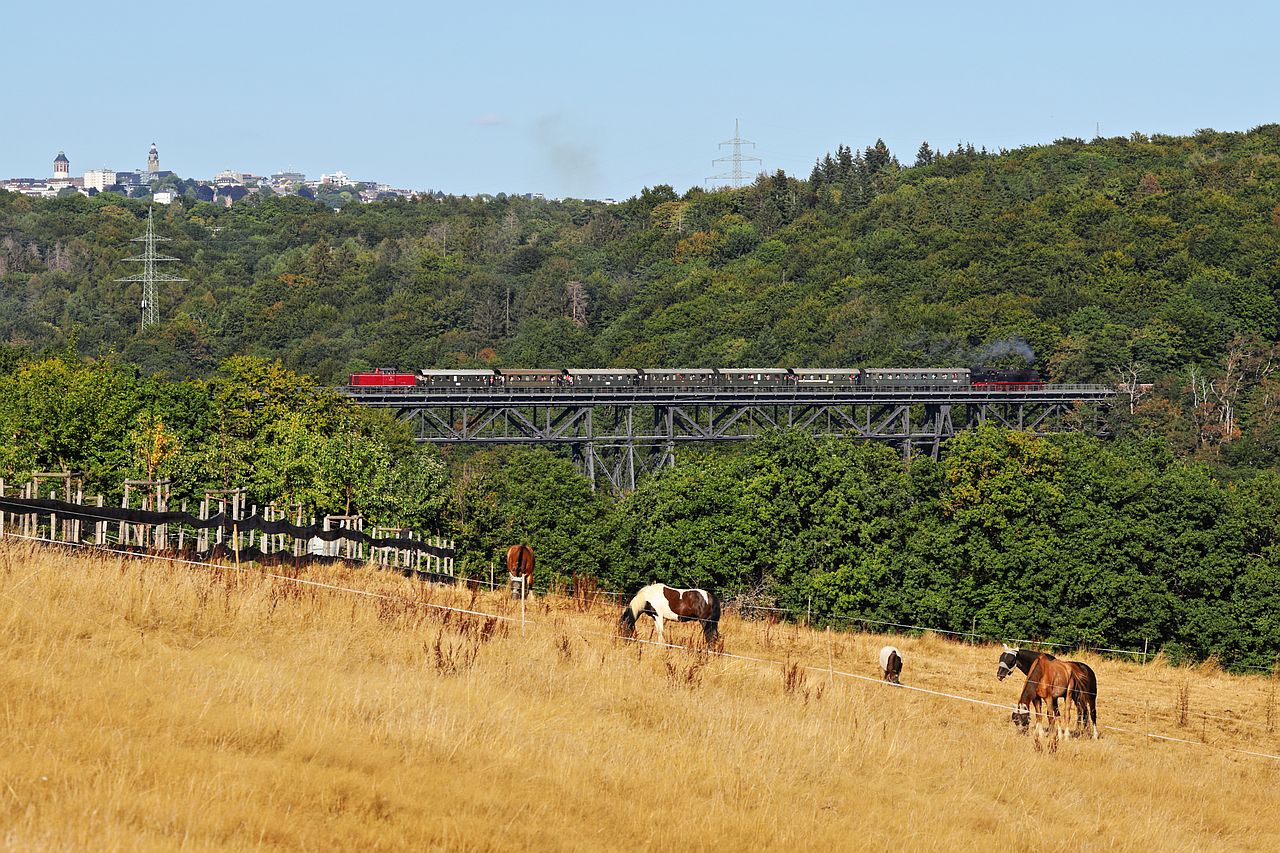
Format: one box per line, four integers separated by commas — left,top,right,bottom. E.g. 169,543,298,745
4,125,1280,459
3,125,1280,666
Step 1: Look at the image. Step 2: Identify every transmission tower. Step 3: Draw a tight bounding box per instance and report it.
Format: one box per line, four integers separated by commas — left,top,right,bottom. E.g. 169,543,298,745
116,207,186,331
706,118,762,188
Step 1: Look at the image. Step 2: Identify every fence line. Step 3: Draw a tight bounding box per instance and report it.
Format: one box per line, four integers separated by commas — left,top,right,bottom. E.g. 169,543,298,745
0,488,456,577
0,532,511,623
7,525,1279,735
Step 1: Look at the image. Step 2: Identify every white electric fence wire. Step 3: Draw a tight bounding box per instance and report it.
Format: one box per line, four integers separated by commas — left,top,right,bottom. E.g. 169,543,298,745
1,532,513,622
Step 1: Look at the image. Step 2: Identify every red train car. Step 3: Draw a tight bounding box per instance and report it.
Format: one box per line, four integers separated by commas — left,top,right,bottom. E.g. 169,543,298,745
349,368,417,387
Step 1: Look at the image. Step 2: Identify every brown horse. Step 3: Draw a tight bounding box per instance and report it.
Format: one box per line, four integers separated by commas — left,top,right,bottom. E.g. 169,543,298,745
1000,647,1077,751
998,645,1098,739
505,543,534,598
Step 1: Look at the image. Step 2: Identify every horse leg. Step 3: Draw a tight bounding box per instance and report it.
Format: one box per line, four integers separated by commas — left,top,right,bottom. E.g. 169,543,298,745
1047,697,1060,753
1032,697,1045,752
653,614,665,645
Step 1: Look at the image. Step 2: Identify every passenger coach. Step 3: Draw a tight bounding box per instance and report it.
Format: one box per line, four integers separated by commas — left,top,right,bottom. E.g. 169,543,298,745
351,365,1043,392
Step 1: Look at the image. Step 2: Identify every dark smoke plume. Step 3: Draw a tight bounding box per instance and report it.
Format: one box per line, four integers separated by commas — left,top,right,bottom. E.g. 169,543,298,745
974,338,1036,366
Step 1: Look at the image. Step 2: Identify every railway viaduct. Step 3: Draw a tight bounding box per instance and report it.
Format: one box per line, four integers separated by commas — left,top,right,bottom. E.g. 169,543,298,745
342,383,1117,491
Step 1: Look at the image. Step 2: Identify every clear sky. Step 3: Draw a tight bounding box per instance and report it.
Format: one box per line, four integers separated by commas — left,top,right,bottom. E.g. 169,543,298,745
2,0,1276,200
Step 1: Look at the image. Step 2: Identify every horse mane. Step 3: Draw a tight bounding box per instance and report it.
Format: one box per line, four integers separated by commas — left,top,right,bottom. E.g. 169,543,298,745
1016,647,1055,673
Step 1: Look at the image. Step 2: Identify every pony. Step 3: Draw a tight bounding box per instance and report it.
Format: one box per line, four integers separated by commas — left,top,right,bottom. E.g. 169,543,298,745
505,544,534,598
619,583,721,647
998,646,1078,751
879,646,903,684
997,645,1098,739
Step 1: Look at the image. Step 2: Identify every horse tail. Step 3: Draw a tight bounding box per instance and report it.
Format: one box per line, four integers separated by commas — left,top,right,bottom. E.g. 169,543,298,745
703,592,722,644
1068,663,1097,707
1075,662,1099,731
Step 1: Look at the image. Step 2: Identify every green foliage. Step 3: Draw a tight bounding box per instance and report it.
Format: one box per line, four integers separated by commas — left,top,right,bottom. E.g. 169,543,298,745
1,126,1275,404
0,357,142,491
448,447,610,585
0,355,446,528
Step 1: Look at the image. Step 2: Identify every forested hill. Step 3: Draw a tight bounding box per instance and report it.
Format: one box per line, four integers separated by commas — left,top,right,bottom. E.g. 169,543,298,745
3,125,1280,458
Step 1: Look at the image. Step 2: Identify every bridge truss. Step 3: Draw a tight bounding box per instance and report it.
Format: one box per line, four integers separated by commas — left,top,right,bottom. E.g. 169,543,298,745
344,386,1115,491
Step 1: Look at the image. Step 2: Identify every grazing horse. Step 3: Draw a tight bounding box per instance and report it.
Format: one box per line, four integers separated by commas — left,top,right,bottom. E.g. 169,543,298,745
879,646,903,684
998,646,1078,751
997,645,1098,739
619,583,721,647
505,544,534,598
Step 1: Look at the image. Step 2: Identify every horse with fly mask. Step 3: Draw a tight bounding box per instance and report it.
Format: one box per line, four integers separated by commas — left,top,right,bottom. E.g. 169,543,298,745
997,645,1079,751
997,645,1098,739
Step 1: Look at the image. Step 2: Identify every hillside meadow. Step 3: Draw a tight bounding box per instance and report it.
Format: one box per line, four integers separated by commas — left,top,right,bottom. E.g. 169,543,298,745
3,541,1280,851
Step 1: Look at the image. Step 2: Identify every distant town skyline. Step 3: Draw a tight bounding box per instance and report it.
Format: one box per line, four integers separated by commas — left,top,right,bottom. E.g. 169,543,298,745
2,0,1277,200
1,143,428,206
4,142,445,200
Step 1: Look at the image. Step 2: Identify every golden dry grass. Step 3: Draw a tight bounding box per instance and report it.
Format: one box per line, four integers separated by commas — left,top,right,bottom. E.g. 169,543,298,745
3,541,1280,851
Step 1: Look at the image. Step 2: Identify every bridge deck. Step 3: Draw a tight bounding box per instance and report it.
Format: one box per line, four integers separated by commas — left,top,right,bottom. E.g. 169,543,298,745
341,384,1116,406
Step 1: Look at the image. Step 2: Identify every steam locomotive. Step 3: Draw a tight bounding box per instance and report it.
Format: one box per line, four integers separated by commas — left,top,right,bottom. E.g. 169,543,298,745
348,366,1043,391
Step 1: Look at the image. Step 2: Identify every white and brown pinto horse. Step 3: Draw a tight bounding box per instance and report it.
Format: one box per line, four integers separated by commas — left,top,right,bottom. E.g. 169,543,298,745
879,646,903,684
619,583,721,647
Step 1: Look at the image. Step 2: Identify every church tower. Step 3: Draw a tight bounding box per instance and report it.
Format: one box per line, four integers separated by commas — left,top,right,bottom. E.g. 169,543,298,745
147,142,159,174
53,151,70,179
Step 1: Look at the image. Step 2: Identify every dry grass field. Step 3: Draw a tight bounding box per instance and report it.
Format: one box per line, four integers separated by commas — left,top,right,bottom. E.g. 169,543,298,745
3,541,1280,851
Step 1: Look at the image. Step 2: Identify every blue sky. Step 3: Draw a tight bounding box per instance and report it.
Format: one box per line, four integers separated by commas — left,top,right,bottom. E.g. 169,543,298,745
2,0,1276,199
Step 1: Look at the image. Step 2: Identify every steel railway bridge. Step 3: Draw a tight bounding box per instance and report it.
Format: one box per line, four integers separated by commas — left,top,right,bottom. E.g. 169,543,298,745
343,384,1117,491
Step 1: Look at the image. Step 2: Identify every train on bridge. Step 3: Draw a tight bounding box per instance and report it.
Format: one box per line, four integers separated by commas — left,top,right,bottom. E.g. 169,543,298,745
348,366,1044,391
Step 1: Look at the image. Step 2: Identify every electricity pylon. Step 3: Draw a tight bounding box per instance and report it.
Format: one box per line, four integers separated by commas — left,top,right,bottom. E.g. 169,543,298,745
707,119,762,188
116,207,186,330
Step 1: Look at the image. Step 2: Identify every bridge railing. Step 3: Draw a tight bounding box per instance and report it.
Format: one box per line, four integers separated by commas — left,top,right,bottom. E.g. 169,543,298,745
340,383,1118,401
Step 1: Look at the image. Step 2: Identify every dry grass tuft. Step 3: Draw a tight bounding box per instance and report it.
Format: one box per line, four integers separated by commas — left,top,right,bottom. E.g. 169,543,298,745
3,541,1280,850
